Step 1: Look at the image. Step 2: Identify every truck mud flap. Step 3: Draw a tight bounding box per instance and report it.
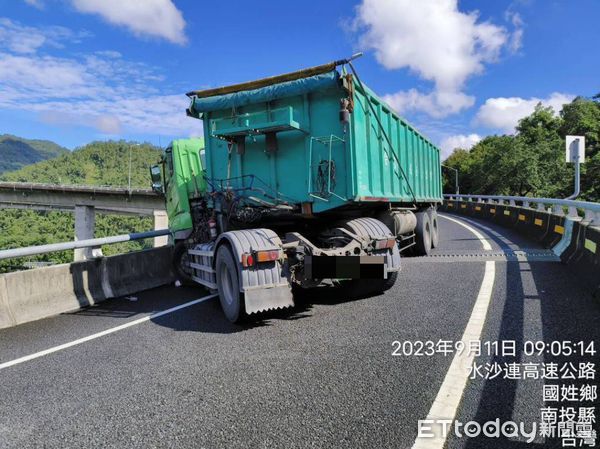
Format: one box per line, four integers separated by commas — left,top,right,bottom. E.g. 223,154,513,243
305,255,386,279
244,284,294,315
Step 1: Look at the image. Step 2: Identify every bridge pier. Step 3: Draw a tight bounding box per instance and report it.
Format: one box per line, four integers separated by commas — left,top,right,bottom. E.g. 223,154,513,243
74,205,96,261
153,210,169,247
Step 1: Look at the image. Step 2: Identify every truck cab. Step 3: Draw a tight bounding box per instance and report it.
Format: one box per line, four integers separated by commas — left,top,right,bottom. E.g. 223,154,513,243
150,138,206,240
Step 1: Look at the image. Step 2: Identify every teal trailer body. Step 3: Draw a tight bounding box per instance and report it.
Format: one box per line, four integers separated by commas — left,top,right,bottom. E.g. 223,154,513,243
189,70,442,213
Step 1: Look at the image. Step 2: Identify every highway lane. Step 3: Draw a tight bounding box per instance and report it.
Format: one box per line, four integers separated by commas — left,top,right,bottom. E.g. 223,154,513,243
0,214,598,449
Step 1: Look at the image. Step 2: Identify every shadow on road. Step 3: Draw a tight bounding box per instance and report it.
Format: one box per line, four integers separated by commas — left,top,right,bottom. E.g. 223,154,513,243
445,216,600,449
66,279,379,335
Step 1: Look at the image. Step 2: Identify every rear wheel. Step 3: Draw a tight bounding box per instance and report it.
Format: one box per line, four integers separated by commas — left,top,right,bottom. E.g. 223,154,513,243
342,217,400,294
429,209,439,248
414,211,432,256
215,245,245,323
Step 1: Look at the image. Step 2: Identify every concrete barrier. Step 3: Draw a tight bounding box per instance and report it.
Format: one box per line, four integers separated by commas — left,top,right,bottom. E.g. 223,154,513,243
0,246,175,329
442,199,600,296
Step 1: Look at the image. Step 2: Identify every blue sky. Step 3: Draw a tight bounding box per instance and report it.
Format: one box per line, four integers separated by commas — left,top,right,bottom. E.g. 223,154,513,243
0,0,598,158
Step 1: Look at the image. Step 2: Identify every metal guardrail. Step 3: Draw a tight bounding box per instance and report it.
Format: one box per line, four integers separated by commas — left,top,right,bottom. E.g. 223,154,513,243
0,229,171,260
444,194,600,224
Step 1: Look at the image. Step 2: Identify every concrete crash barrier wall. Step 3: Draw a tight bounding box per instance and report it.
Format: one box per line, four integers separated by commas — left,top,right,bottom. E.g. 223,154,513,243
0,246,175,329
441,200,600,297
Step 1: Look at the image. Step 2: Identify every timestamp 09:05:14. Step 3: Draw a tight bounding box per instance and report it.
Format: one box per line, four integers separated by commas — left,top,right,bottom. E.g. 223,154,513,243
391,340,596,357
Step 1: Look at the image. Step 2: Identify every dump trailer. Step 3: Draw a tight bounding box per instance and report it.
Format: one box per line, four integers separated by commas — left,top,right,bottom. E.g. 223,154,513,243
150,56,442,322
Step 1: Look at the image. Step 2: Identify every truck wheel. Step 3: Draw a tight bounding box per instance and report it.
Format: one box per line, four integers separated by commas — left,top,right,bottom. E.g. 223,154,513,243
172,242,195,286
428,209,439,248
379,270,398,291
215,245,245,323
342,271,398,297
342,217,400,294
415,211,432,256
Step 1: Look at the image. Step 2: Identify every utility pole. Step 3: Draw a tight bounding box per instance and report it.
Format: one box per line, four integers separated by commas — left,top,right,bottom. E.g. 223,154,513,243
442,164,459,195
128,144,132,193
128,143,140,193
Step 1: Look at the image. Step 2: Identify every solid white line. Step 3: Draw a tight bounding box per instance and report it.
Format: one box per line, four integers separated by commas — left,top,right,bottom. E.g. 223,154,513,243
412,214,496,449
0,293,218,371
438,214,492,250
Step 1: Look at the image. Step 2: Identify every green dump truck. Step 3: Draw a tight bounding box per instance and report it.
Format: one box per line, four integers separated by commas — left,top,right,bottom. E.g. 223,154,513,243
151,56,442,322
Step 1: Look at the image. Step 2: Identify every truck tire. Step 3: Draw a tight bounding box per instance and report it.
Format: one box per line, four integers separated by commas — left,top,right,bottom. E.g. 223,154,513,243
414,211,432,256
215,244,246,323
428,209,439,248
172,242,195,286
342,217,400,294
367,270,398,294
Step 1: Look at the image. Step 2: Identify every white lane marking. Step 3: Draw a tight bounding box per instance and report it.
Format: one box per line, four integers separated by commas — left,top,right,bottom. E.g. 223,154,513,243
0,294,218,371
438,214,492,251
412,215,496,449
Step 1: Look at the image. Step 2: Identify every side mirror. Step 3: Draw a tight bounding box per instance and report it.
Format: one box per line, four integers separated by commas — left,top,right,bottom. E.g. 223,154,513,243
150,165,163,193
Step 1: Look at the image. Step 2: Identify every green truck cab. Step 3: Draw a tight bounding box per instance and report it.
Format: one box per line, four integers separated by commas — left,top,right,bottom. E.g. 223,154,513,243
151,138,206,238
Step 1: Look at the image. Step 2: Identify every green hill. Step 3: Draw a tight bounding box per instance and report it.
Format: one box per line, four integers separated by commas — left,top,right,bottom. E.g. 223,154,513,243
0,140,165,272
1,140,162,187
0,134,68,174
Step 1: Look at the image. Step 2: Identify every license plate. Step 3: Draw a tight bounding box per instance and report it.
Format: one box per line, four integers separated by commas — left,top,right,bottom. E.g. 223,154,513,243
305,255,386,279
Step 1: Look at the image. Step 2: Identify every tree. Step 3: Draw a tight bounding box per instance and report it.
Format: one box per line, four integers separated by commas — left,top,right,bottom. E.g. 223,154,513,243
0,140,162,273
442,97,600,201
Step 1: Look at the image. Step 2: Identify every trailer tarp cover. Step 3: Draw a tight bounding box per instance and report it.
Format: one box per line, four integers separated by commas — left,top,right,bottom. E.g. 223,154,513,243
189,71,339,114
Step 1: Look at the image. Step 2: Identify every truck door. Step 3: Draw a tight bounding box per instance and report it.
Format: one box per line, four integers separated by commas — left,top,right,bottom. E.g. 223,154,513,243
164,146,182,225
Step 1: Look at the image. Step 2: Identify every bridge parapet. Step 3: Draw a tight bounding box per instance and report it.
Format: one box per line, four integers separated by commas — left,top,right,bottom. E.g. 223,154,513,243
0,182,168,260
444,193,600,225
0,246,175,329
442,194,600,298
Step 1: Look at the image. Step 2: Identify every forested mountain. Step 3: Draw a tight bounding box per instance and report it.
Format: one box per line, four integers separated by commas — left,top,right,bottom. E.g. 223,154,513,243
443,96,600,201
1,140,162,187
0,134,68,174
0,140,164,272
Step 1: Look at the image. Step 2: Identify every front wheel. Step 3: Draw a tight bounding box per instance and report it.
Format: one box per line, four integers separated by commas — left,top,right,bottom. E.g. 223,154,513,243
215,244,246,323
172,242,194,285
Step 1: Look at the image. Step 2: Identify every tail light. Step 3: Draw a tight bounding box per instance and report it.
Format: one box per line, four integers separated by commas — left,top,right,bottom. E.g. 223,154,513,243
241,250,282,267
374,238,397,250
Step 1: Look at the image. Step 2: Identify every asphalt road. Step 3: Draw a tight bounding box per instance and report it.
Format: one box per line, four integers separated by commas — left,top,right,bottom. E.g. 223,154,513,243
0,214,598,449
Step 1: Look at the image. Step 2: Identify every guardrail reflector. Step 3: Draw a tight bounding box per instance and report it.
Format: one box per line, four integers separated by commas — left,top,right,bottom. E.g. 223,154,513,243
475,206,481,211
534,218,543,226
518,214,526,221
490,208,496,214
504,210,510,216
461,204,466,209
554,225,565,235
584,239,597,254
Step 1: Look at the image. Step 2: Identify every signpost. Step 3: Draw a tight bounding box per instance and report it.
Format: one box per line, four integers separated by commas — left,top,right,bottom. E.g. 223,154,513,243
565,136,585,200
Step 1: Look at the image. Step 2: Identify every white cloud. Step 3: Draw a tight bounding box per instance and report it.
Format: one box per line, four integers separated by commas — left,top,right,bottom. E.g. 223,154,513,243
383,89,475,119
354,0,521,117
506,11,524,53
95,50,122,59
94,115,122,134
24,0,44,9
70,0,187,44
0,20,199,137
475,92,574,133
0,18,82,54
439,133,481,158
